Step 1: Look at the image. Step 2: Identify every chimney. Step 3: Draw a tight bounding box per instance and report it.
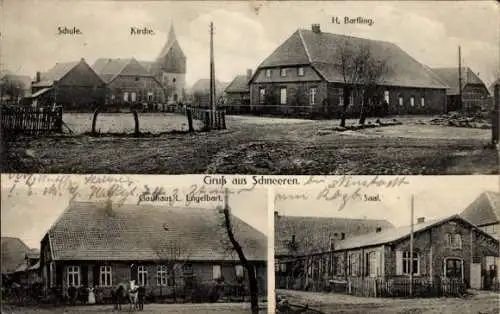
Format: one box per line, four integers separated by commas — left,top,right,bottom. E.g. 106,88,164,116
246,69,253,81
36,71,41,83
376,227,382,233
417,217,425,224
311,24,321,33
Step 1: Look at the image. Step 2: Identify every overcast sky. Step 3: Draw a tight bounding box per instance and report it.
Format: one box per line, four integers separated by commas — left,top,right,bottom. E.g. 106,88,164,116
1,174,268,249
275,175,499,227
1,1,498,87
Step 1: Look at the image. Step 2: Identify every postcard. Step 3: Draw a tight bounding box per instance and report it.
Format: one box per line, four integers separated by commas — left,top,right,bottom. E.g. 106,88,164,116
0,0,498,175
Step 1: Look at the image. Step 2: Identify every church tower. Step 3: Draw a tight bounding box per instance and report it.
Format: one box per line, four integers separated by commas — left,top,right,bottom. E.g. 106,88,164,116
156,24,187,102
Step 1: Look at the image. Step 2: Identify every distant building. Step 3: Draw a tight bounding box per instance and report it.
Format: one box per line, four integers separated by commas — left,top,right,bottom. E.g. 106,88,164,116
31,58,106,110
91,58,165,109
40,201,267,300
1,237,33,275
460,191,500,241
250,24,448,118
0,74,32,103
189,79,229,108
432,67,491,113
225,70,252,114
13,248,41,285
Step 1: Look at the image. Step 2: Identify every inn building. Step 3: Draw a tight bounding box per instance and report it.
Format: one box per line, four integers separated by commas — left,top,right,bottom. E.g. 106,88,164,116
40,201,267,300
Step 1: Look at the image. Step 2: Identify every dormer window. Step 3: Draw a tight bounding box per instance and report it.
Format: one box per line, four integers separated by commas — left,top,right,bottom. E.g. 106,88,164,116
280,68,287,77
298,67,304,76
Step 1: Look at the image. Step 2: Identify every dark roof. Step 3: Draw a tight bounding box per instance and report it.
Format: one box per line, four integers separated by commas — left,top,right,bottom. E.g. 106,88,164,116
1,237,31,274
225,75,250,93
256,29,448,89
46,201,267,262
460,191,500,227
32,60,82,87
432,67,487,95
334,214,499,251
191,79,229,95
137,61,160,74
274,214,394,256
91,58,154,83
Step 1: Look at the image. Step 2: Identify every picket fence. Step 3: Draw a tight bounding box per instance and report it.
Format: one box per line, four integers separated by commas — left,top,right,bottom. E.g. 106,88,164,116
1,105,63,135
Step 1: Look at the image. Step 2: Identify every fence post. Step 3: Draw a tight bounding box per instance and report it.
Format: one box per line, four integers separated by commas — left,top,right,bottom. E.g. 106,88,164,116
186,107,194,132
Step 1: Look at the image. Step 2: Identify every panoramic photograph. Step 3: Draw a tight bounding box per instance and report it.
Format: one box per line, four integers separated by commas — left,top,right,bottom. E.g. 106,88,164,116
273,176,499,313
1,0,499,174
1,175,269,313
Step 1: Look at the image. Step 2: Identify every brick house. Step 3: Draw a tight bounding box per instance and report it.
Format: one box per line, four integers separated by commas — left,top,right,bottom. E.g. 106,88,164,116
224,70,252,114
294,215,499,293
91,58,165,110
274,211,394,289
432,67,491,113
40,201,267,301
249,24,448,118
31,58,106,110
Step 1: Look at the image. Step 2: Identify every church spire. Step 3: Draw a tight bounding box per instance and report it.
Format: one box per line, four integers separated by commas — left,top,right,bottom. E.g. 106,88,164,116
157,23,177,60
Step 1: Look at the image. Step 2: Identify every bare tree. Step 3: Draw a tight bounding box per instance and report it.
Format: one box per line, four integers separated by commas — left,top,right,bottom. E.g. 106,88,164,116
1,76,26,103
335,39,389,126
218,189,260,314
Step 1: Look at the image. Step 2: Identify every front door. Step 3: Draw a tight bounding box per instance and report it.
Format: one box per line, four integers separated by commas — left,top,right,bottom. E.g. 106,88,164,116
445,258,463,279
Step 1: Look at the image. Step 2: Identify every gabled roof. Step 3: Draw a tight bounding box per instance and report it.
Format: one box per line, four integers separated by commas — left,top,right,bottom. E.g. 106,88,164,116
46,201,267,262
460,191,500,227
274,214,394,256
255,29,448,89
1,237,31,274
334,214,499,251
432,67,487,95
91,58,154,83
225,75,250,93
32,60,81,87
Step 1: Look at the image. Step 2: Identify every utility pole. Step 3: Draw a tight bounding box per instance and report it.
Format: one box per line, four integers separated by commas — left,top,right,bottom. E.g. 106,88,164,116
409,194,414,297
458,46,463,114
209,22,216,129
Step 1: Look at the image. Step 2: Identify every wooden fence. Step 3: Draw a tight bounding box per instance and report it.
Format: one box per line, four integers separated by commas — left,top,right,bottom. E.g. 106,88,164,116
185,106,226,130
1,105,63,135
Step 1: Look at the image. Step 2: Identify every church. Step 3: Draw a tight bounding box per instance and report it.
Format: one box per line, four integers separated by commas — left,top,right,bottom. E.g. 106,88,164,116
91,24,187,109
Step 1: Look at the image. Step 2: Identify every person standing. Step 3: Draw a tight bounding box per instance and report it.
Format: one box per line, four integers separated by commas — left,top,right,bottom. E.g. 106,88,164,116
88,286,96,304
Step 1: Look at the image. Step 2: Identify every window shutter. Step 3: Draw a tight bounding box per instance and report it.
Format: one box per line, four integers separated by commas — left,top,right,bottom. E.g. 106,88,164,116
396,251,403,275
93,265,99,287
81,265,88,287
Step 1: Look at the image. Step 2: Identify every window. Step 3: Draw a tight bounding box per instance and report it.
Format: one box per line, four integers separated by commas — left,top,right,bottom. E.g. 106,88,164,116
410,96,415,107
67,266,80,287
235,265,244,277
398,251,419,275
280,68,287,77
309,87,317,105
366,251,379,277
49,262,55,288
298,67,304,76
384,90,390,104
446,233,462,248
339,95,344,106
173,78,176,83
259,88,266,104
131,92,137,102
123,92,129,102
445,258,463,278
280,88,287,105
213,265,222,280
398,95,403,106
349,94,354,106
157,265,168,286
274,260,279,272
137,265,148,286
135,76,139,81
265,69,271,78
348,253,360,276
420,97,425,107
99,266,112,287
279,263,286,273
147,92,153,102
